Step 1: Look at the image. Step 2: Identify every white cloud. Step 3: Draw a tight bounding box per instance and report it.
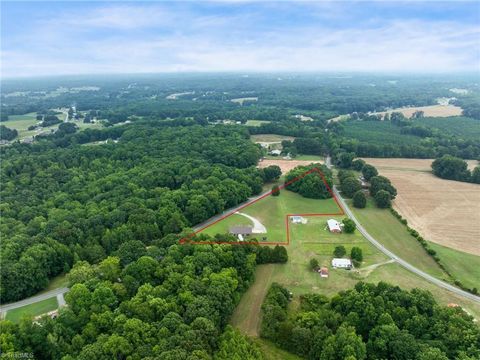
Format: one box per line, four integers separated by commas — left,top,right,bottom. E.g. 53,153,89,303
1,3,479,77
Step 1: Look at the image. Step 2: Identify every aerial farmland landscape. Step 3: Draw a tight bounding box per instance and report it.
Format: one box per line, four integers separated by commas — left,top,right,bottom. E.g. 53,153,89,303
1,1,480,359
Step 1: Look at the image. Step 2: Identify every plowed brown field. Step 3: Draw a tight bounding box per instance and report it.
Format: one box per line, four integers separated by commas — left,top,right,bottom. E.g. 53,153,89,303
363,158,480,255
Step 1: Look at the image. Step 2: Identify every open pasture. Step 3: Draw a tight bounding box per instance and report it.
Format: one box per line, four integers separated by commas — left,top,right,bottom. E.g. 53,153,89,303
362,158,480,256
202,189,342,244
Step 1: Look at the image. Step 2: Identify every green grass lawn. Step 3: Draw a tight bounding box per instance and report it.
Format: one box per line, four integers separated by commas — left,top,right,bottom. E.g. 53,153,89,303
202,190,343,243
366,262,480,320
427,242,480,290
3,113,39,139
255,338,302,360
293,155,325,161
347,198,448,280
5,297,58,323
230,190,480,341
3,113,103,141
245,120,271,127
43,274,68,292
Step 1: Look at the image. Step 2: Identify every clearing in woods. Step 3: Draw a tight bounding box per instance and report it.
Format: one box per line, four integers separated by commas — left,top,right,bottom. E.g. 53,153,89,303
193,168,344,244
362,158,480,256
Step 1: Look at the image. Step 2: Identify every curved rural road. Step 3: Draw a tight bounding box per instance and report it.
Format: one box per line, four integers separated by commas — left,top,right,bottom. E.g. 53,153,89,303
0,287,69,314
235,212,267,233
325,155,479,303
333,186,480,303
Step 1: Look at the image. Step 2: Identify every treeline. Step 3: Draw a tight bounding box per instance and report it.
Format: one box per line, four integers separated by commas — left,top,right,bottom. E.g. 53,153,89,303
0,236,277,359
339,112,480,159
0,125,18,141
261,282,480,360
453,94,480,120
0,124,265,302
432,155,480,184
285,164,333,199
335,155,397,208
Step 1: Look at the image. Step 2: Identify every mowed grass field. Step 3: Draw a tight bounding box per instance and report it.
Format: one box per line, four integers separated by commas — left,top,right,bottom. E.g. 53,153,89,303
255,339,302,360
5,297,58,323
3,113,40,139
3,112,103,141
230,190,480,339
427,242,480,290
347,198,448,280
245,120,271,126
202,189,343,244
250,134,295,143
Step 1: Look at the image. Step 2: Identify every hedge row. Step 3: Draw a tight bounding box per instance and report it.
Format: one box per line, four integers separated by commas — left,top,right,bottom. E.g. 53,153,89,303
389,208,478,295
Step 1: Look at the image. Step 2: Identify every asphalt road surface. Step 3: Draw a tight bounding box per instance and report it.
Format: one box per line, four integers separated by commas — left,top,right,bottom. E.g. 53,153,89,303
333,185,480,303
0,287,70,314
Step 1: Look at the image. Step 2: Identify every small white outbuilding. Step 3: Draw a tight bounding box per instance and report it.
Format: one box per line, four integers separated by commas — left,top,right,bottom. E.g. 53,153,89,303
291,216,307,224
331,258,352,269
327,219,342,233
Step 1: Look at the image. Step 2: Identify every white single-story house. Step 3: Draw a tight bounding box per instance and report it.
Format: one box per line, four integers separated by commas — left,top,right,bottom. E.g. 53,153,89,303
291,216,307,224
331,258,352,269
269,149,282,156
327,219,342,233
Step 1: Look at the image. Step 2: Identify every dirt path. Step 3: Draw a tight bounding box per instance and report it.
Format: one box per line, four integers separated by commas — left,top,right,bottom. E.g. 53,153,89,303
230,264,276,336
357,259,396,276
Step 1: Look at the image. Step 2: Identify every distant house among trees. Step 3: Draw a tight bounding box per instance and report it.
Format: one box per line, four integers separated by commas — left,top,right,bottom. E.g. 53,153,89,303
269,149,282,156
331,258,352,269
327,219,342,233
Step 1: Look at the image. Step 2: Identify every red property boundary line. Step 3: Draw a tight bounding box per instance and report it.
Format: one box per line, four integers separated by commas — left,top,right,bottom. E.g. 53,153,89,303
179,167,345,245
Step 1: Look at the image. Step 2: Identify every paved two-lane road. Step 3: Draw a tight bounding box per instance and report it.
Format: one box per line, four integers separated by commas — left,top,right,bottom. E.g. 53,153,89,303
326,155,479,303
0,287,69,315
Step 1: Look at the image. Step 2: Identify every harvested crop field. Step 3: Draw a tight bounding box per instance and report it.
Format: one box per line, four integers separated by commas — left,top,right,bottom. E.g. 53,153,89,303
258,159,323,173
373,104,462,118
250,134,295,143
362,158,480,255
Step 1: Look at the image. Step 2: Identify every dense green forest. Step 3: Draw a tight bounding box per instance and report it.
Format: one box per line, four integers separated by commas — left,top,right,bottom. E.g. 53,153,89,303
0,238,275,359
2,74,478,123
0,125,18,141
261,282,480,360
0,122,266,302
1,74,480,359
284,164,333,199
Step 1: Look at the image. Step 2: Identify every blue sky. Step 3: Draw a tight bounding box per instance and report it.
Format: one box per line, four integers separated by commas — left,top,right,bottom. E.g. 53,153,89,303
1,1,479,77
